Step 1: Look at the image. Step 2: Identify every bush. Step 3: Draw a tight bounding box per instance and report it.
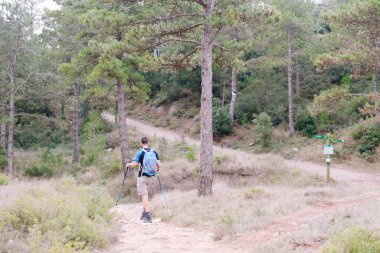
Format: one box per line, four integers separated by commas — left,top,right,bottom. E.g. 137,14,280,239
350,121,380,155
322,225,380,253
236,93,258,125
0,148,7,170
155,82,192,105
0,177,114,252
24,164,53,177
0,173,8,185
295,114,317,137
253,113,273,149
13,99,69,149
186,146,196,162
81,111,112,141
101,160,122,179
309,87,366,131
213,108,232,137
24,149,64,178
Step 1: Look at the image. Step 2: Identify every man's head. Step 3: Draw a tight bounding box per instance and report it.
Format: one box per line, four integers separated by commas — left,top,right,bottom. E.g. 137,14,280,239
140,136,149,147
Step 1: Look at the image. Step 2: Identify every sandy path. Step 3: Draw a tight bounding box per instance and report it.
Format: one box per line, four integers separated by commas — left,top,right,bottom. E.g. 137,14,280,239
101,112,380,253
102,204,234,253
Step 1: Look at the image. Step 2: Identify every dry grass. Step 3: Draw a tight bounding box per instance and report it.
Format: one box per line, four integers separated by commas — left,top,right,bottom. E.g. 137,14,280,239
250,199,380,253
151,181,337,240
0,178,57,210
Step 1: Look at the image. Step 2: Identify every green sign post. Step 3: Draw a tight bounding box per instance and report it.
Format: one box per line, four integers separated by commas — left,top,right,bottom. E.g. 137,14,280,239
312,134,344,181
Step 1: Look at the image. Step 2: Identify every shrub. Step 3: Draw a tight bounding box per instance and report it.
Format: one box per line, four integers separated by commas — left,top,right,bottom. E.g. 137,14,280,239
0,173,8,185
0,148,7,170
24,164,53,177
0,177,114,252
24,149,64,178
253,113,273,149
155,82,192,105
236,93,258,125
309,87,366,131
101,161,122,179
14,120,69,149
322,225,380,253
81,111,112,141
186,146,196,162
295,114,317,137
350,121,380,155
213,108,232,137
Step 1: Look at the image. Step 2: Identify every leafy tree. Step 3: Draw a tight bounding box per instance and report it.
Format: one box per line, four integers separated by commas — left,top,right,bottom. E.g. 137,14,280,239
0,1,40,176
253,112,273,149
122,0,273,196
317,0,380,116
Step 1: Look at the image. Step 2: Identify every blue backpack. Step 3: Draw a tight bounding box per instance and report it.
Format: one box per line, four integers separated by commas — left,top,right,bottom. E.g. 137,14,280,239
141,148,158,176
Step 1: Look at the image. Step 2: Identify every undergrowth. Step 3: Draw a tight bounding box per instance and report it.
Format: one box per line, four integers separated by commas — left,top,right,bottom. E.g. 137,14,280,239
0,177,114,253
322,225,380,253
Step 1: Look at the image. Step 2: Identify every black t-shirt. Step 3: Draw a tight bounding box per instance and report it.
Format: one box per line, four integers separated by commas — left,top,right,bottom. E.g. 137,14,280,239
133,148,159,177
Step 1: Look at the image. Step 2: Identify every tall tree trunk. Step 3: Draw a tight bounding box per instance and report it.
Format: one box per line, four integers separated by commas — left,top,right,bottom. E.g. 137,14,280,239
114,100,118,123
296,60,300,97
7,92,15,177
1,110,6,149
374,73,379,117
198,0,215,197
287,26,295,137
72,82,80,163
229,68,237,124
117,81,131,174
374,37,379,118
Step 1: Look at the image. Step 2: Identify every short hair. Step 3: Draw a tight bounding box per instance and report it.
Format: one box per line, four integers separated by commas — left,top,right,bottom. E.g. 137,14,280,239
140,136,149,144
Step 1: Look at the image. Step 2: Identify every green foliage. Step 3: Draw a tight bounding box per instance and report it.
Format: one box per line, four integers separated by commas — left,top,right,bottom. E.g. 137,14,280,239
253,113,273,149
24,149,64,178
213,108,232,137
24,164,54,178
155,82,193,106
236,90,259,125
0,173,8,185
81,111,112,141
0,148,7,171
309,87,366,131
322,225,380,253
0,177,114,251
186,146,196,162
101,160,122,179
295,114,317,137
309,87,348,116
14,120,68,149
351,121,380,155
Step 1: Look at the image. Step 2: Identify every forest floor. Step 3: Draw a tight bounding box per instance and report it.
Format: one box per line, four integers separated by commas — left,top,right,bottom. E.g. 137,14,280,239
100,112,380,253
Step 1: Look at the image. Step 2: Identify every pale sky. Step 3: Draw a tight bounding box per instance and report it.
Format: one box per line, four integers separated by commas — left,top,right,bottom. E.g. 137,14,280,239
38,0,60,11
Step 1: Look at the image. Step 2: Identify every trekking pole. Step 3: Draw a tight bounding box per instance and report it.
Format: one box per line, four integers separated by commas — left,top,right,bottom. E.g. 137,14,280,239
157,175,172,216
115,166,129,206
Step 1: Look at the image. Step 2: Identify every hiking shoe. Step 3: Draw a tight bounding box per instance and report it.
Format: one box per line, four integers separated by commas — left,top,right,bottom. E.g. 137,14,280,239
143,212,152,223
140,211,146,220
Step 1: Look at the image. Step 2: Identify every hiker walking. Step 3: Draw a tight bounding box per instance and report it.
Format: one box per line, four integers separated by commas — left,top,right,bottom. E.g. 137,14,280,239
127,136,161,223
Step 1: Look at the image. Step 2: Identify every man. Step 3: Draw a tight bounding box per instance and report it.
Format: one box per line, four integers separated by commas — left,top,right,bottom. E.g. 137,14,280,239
127,136,161,223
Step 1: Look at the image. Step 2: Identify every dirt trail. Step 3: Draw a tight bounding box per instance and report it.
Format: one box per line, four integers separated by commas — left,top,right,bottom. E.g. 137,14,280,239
102,204,234,253
101,112,380,253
